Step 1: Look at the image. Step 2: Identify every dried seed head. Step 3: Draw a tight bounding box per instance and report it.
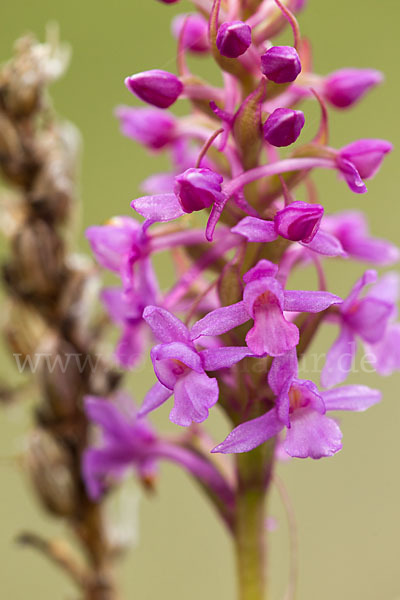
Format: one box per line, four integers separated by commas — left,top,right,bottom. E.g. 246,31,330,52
26,429,77,516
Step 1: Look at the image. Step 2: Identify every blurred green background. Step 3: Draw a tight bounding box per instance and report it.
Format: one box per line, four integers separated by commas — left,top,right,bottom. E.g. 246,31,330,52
1,0,399,598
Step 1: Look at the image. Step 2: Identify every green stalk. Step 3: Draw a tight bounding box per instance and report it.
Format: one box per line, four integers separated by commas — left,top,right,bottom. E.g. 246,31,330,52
234,439,275,600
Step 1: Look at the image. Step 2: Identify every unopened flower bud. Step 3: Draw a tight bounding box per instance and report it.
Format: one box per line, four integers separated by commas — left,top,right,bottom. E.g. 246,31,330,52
323,68,383,109
157,0,180,3
125,70,183,109
263,108,305,147
339,139,393,179
172,14,209,53
174,168,224,213
275,201,324,242
115,106,177,150
216,21,252,58
261,46,301,84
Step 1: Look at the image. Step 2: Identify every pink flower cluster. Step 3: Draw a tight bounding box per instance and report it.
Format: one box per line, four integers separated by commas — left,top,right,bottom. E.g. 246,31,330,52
84,0,398,499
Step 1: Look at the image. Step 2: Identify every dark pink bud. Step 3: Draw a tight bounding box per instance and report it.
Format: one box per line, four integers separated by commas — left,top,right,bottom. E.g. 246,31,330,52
275,201,324,243
261,46,301,84
174,168,224,213
157,0,180,3
172,14,209,53
216,21,252,58
263,108,305,147
323,68,383,109
339,139,393,179
125,70,183,109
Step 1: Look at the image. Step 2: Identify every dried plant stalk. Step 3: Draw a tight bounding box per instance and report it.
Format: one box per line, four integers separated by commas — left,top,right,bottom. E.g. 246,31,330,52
0,30,122,600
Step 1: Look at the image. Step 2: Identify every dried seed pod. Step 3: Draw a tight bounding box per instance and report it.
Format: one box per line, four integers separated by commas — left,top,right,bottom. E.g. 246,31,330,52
11,219,65,297
38,337,84,419
26,429,78,516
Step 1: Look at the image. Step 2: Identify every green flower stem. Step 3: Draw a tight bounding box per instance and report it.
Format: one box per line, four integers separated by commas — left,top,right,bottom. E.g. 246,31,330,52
234,439,275,600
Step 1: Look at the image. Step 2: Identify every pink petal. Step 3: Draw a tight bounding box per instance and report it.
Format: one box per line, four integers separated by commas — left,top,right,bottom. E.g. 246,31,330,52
139,382,172,417
243,259,279,283
283,290,342,313
151,342,203,389
131,193,185,224
86,218,140,272
267,348,298,395
246,303,299,356
345,297,392,343
190,301,250,340
284,409,343,458
199,347,253,371
116,325,145,368
302,229,346,257
170,371,219,426
231,217,277,242
337,157,367,194
321,325,356,387
85,396,134,440
322,385,381,412
141,173,175,194
367,323,400,376
212,410,283,454
367,272,399,305
143,305,190,343
342,269,377,311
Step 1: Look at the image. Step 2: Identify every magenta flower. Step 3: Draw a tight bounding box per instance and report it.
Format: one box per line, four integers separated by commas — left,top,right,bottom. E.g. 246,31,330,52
362,272,400,376
263,108,305,147
172,13,209,53
86,217,142,287
191,259,342,356
125,70,183,109
232,203,345,257
86,216,148,291
323,68,383,109
216,21,252,58
83,394,159,500
115,106,177,150
324,211,399,265
261,46,301,84
83,393,235,510
140,306,252,426
367,323,400,376
339,138,393,179
101,257,158,368
131,168,225,226
175,168,224,213
336,138,392,194
321,270,396,387
212,348,381,457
